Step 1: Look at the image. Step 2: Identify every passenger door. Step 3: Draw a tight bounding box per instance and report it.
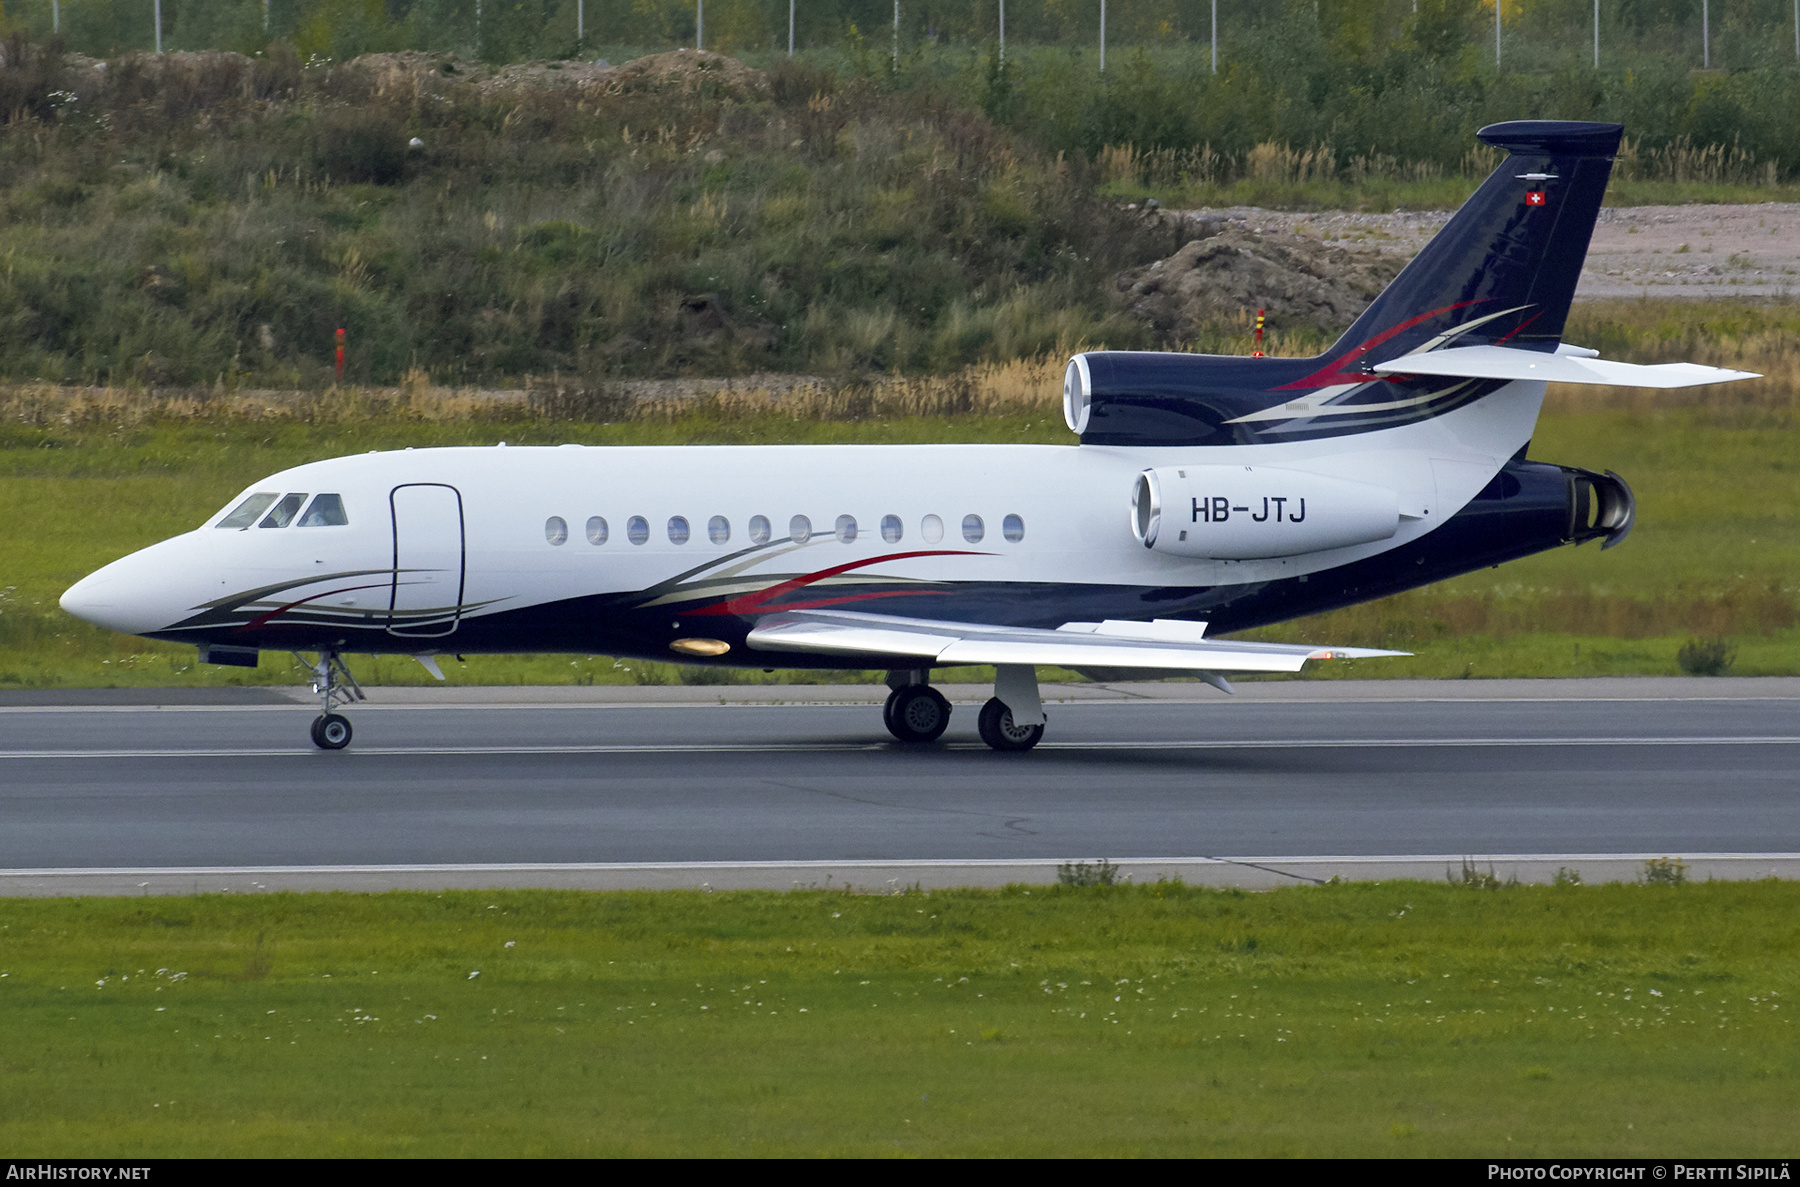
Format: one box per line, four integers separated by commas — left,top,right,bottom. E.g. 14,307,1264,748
388,484,465,638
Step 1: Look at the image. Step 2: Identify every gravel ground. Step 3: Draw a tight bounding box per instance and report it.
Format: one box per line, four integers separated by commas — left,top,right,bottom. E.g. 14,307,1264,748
1187,203,1800,300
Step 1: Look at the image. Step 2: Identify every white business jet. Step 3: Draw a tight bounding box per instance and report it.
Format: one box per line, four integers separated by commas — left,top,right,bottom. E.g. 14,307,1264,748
61,121,1755,751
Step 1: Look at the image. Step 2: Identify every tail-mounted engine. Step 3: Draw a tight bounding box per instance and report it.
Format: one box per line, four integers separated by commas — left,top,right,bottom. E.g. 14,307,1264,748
1566,467,1635,550
1130,465,1401,560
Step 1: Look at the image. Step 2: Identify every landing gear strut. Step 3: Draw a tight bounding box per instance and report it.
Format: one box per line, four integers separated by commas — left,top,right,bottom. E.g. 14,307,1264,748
978,664,1045,752
301,649,364,750
883,671,951,743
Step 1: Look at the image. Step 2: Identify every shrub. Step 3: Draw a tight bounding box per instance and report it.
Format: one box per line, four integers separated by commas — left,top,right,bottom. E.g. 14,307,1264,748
1056,859,1119,888
1677,637,1737,676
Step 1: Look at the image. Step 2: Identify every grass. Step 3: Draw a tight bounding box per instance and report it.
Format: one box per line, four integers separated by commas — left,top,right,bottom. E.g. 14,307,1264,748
0,879,1794,1155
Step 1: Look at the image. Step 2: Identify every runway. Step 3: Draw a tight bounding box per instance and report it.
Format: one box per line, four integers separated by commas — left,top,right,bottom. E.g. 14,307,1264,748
2,678,1797,893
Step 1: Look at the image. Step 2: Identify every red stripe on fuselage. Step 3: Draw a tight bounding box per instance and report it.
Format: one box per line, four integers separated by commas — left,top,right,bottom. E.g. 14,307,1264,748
241,581,396,630
685,549,983,617
1275,301,1485,391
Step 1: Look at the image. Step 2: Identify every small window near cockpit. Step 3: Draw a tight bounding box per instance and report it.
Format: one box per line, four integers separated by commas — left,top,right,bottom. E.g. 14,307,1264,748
668,516,690,545
708,515,730,545
217,492,278,529
835,514,857,543
749,515,772,545
259,493,308,529
961,513,985,544
881,514,903,543
297,493,348,527
587,516,609,545
627,516,649,545
545,516,569,545
1002,513,1025,543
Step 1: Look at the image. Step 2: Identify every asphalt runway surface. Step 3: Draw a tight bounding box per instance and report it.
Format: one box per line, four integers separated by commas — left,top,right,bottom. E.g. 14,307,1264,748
2,680,1798,891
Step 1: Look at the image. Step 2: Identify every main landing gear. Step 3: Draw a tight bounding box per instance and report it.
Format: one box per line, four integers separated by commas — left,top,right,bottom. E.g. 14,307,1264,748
883,675,952,743
884,665,1046,752
302,649,364,750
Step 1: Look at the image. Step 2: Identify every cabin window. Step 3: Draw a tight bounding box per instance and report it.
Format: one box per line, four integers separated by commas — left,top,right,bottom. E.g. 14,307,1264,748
217,493,278,529
627,516,649,545
708,515,730,545
749,515,772,545
545,516,569,546
789,514,812,543
1003,513,1025,543
298,494,348,527
835,515,858,544
668,516,690,545
259,493,308,529
961,514,985,544
921,514,944,544
586,516,609,545
881,514,903,543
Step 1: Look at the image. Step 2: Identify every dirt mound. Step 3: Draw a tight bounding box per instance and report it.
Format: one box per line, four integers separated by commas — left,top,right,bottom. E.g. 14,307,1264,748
1118,218,1403,340
341,49,766,100
603,50,768,100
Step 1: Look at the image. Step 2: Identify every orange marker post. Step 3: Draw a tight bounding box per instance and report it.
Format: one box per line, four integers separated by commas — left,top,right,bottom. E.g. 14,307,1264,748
1252,308,1266,357
334,328,346,385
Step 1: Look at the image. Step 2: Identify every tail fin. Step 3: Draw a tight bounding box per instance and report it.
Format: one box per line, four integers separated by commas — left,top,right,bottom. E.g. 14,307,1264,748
1332,120,1622,363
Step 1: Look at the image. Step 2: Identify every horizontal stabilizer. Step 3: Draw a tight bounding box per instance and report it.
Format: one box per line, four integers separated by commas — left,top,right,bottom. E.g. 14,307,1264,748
746,609,1406,673
1372,345,1758,389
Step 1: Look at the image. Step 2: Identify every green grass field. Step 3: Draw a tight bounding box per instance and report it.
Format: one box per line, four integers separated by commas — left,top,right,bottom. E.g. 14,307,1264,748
0,880,1794,1156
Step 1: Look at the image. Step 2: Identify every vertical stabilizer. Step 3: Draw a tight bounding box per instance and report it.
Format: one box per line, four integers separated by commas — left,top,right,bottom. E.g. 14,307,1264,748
1331,120,1622,364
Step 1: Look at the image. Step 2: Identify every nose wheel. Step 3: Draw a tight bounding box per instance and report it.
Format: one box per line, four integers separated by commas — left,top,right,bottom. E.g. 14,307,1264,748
310,713,353,750
301,649,364,750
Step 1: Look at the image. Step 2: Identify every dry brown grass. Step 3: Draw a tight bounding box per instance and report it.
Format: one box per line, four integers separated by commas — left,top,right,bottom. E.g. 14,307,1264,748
0,355,1073,428
8,319,1793,430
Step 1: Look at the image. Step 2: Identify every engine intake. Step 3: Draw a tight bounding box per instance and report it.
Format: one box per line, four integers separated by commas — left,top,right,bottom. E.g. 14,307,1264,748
1130,465,1401,559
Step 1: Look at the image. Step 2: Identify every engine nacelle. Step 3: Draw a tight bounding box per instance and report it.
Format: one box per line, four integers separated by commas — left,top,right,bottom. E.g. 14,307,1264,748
1130,465,1401,559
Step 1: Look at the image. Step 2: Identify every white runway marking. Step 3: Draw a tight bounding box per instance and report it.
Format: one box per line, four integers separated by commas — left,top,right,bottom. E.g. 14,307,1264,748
2,735,1798,759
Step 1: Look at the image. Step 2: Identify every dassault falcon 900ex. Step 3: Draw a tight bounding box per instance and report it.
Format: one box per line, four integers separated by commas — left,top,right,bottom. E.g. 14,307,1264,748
62,121,1756,752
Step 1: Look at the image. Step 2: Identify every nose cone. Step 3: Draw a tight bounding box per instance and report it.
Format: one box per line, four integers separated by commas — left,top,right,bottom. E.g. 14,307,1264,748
62,532,215,636
60,568,127,630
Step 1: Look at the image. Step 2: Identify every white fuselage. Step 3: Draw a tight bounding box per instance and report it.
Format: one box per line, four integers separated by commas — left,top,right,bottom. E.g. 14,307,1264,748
60,378,1545,647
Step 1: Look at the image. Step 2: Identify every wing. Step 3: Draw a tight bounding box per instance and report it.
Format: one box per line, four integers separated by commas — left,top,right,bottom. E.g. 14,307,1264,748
1371,344,1758,389
744,609,1406,675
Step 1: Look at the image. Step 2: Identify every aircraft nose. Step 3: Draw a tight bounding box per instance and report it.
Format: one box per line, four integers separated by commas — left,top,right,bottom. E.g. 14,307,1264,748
59,569,125,628
61,532,216,636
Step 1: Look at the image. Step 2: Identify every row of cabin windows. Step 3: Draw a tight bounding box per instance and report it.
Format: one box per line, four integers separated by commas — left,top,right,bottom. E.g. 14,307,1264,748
545,512,1026,547
216,492,349,529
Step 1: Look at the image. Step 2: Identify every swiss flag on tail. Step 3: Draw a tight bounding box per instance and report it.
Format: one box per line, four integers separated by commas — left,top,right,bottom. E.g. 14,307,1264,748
1526,190,1547,206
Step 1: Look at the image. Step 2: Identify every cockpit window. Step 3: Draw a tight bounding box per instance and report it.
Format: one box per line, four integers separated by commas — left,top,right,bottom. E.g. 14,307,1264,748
297,493,348,527
259,493,308,529
217,492,278,529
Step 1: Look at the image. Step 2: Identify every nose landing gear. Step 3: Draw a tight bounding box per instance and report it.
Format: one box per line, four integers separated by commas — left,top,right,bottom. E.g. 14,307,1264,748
302,649,364,750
